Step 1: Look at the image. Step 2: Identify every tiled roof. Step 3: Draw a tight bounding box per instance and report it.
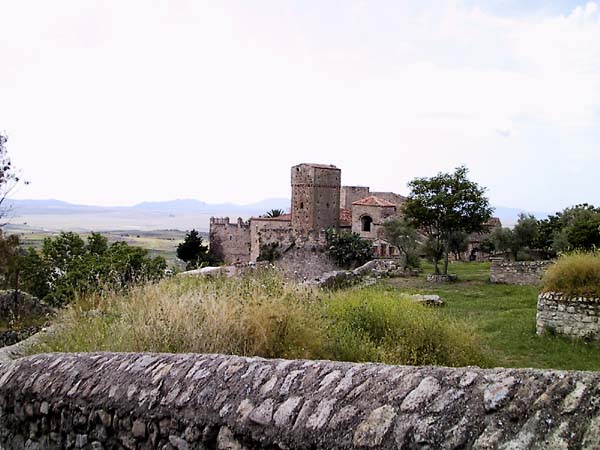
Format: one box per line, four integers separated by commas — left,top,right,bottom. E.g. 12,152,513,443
352,196,396,207
339,208,352,226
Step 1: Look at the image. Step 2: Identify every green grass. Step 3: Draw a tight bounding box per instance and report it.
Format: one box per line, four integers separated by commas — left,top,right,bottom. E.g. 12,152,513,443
27,271,487,368
385,260,600,370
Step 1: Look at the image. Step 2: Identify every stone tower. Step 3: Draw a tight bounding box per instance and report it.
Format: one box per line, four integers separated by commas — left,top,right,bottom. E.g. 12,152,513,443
291,163,341,232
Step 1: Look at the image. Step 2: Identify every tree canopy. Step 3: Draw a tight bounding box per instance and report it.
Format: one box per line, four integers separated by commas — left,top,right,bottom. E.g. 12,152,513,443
0,133,27,220
403,166,492,274
176,229,212,270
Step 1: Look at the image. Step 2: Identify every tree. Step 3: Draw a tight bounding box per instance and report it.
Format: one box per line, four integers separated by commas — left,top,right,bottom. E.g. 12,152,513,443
0,133,27,220
20,231,166,306
513,213,538,254
403,166,493,275
491,227,514,258
448,231,470,261
325,228,373,269
176,229,212,270
536,204,600,255
382,218,421,269
265,209,285,218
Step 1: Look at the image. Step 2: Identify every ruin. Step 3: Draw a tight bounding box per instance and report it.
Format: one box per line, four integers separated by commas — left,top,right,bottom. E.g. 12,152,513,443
210,163,407,264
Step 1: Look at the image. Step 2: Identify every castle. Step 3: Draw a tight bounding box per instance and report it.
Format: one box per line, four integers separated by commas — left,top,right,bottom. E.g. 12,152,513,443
209,163,407,264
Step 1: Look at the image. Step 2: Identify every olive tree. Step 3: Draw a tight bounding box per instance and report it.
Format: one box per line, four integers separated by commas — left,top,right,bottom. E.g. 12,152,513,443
403,166,492,275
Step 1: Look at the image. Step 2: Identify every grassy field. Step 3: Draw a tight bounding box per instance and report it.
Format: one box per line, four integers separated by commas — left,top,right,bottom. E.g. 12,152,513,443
384,261,600,371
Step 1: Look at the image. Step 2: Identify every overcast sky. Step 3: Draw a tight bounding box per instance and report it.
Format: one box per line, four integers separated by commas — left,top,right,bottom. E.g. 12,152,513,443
1,0,599,211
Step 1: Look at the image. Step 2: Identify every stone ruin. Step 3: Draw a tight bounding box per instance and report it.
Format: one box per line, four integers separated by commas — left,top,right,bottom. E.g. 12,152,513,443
537,291,600,341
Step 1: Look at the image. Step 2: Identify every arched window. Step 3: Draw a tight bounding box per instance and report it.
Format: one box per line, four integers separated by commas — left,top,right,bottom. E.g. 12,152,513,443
361,215,373,232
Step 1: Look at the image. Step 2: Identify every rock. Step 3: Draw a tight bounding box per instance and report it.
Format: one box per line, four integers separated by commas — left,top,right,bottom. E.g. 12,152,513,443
132,419,146,439
411,294,445,306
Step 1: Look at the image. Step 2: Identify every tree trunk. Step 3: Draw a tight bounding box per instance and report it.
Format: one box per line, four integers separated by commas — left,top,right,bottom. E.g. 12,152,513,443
443,239,450,275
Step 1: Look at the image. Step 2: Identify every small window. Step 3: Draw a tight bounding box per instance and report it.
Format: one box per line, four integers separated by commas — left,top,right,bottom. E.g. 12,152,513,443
229,236,233,240
326,203,330,208
361,215,373,232
300,202,304,209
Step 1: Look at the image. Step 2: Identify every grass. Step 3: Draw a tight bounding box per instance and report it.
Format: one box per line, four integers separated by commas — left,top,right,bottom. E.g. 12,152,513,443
542,251,600,297
385,260,600,370
27,270,487,368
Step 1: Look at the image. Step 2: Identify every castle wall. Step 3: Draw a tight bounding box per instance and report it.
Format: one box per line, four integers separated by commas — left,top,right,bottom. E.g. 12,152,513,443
291,164,340,232
3,352,600,449
249,218,293,262
209,217,251,264
340,186,370,210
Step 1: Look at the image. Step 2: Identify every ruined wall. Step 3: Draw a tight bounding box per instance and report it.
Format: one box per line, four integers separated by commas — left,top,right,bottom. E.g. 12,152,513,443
291,164,340,232
351,204,396,239
490,260,553,285
2,352,600,449
249,218,293,262
340,186,370,210
209,218,252,264
537,291,600,340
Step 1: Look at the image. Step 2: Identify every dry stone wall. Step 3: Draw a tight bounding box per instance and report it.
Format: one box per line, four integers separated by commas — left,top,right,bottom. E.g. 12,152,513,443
2,352,600,449
537,291,600,340
490,260,553,285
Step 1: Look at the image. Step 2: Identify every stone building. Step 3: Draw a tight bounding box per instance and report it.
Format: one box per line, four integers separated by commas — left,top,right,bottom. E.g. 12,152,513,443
210,163,407,264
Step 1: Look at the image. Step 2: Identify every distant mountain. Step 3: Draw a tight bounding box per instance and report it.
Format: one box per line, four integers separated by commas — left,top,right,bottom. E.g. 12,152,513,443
4,197,551,231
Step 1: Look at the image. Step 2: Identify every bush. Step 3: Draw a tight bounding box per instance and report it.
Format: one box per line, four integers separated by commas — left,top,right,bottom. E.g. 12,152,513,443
325,228,373,269
542,251,600,297
323,287,488,367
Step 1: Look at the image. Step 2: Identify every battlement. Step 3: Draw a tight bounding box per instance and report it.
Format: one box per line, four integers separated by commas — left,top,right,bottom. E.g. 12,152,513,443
210,217,250,228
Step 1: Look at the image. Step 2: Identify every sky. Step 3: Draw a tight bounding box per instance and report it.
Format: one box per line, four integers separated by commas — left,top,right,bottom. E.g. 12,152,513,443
1,0,599,212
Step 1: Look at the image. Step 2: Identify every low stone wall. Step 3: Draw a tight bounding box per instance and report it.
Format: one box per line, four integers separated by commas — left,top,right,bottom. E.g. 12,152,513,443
490,260,553,285
307,259,417,289
1,352,600,449
537,291,600,340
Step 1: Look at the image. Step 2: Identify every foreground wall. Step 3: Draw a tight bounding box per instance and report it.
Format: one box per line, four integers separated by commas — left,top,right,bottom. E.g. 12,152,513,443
1,352,600,449
490,260,553,285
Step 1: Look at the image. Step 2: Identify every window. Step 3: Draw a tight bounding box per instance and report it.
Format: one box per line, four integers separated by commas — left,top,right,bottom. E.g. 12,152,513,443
361,215,373,232
300,202,304,209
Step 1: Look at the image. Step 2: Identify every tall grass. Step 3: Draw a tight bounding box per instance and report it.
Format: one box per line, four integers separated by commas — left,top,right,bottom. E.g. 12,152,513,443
29,270,488,367
542,251,600,297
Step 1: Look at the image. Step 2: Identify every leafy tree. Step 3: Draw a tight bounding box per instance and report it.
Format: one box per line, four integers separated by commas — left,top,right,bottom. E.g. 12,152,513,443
491,227,514,258
0,230,21,290
448,231,470,261
325,228,373,269
21,231,166,306
382,218,421,269
536,204,600,255
0,133,27,220
513,213,538,253
176,229,212,270
403,166,493,275
478,237,495,255
265,209,285,218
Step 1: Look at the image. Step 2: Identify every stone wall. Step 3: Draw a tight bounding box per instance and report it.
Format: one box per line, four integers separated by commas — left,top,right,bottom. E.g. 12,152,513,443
537,291,600,340
2,352,600,449
340,186,370,210
209,218,252,264
249,218,293,262
490,260,553,285
351,203,396,239
370,191,407,207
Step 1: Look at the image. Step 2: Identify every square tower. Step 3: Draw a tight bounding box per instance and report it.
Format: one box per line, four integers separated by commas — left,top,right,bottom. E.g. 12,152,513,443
291,163,341,232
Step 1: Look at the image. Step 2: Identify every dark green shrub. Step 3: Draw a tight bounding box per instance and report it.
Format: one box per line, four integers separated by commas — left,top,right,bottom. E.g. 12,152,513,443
325,228,373,269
